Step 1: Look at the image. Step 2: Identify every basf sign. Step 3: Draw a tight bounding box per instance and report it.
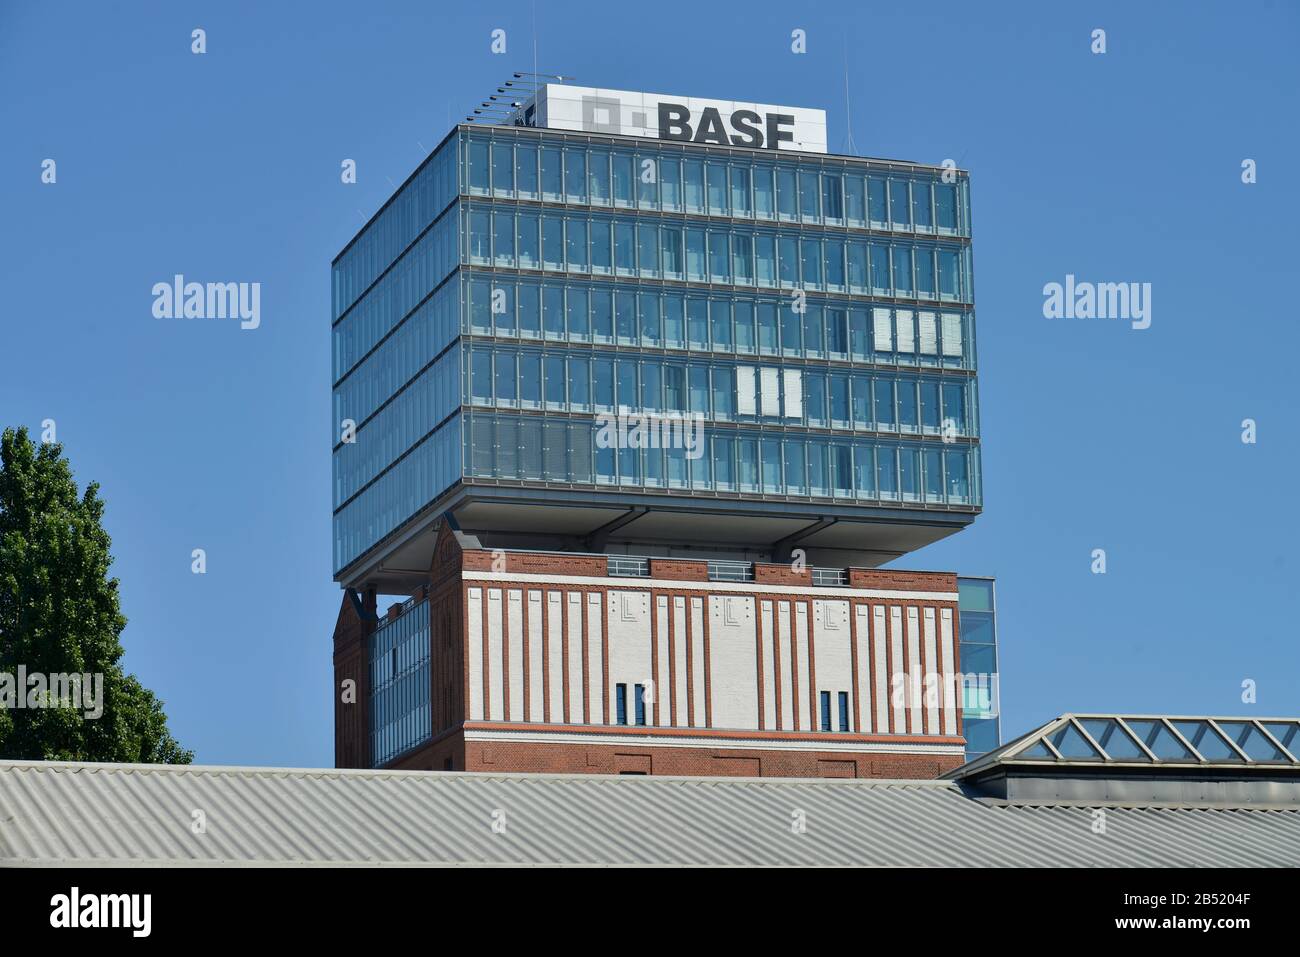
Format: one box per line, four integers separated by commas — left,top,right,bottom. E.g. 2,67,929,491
515,84,827,154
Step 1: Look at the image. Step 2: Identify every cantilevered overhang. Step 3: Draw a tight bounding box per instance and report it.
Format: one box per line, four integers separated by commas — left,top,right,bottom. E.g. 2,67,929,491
336,481,977,592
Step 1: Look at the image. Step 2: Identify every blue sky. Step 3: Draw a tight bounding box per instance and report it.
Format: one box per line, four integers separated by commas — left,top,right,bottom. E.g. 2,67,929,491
2,1,1297,766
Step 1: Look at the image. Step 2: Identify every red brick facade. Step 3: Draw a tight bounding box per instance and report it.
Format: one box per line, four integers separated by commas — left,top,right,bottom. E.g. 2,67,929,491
334,522,965,779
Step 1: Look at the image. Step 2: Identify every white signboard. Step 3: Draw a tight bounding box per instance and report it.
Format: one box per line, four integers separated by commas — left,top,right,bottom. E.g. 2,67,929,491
514,84,827,154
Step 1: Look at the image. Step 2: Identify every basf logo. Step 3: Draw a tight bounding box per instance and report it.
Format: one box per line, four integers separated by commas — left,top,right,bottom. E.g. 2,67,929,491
517,84,827,153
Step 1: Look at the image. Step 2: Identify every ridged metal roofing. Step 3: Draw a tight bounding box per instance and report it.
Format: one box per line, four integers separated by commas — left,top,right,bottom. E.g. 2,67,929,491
2,759,1298,867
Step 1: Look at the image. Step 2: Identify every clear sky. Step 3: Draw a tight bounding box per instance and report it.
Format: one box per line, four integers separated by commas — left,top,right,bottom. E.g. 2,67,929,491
2,1,1297,767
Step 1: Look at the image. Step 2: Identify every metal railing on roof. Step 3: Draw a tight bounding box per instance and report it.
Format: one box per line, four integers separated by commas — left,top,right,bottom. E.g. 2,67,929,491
607,556,650,578
811,568,848,587
707,561,754,582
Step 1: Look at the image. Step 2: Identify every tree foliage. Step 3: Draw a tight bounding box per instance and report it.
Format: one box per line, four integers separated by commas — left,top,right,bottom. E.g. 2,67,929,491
0,426,191,763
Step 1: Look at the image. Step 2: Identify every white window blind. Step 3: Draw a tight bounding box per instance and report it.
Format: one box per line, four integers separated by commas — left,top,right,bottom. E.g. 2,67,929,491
941,312,964,357
895,309,915,353
737,365,756,415
918,311,938,355
760,367,781,417
782,368,803,419
872,307,892,352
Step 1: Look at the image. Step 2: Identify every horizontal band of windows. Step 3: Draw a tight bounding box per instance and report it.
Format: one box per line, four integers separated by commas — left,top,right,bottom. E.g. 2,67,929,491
463,413,981,507
332,416,462,574
464,135,970,236
332,280,460,426
464,273,974,368
465,347,977,438
462,205,970,302
333,346,461,509
334,139,458,321
332,211,459,380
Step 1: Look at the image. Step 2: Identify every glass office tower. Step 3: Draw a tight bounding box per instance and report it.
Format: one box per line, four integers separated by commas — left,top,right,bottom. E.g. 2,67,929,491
958,576,1001,761
332,110,982,592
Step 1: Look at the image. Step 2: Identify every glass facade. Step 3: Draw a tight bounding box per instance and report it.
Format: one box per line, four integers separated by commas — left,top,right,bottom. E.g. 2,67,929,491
369,599,432,766
332,124,981,577
958,577,1000,761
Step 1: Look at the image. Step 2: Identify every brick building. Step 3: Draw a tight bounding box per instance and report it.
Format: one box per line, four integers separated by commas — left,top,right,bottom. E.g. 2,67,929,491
335,522,968,777
331,81,988,776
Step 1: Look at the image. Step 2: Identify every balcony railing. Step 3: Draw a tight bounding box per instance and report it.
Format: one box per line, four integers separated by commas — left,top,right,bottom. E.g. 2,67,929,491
707,560,755,582
608,556,650,578
811,568,848,587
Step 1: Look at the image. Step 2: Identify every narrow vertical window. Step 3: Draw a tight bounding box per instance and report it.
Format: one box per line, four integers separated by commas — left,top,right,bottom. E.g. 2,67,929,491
838,692,850,732
616,684,628,725
820,691,832,731
634,683,647,726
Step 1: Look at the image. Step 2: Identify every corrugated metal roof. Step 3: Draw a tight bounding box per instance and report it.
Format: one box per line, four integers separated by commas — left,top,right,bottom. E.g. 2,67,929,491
2,760,1298,867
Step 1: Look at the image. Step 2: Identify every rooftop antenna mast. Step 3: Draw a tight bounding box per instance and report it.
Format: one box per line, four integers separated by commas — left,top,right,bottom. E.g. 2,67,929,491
842,38,858,155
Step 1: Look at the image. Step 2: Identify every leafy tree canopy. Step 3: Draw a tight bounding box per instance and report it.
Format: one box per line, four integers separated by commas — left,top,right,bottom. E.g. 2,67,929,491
0,426,191,763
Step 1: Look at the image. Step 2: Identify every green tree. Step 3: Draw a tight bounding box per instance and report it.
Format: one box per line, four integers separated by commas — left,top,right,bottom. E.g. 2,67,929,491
0,426,191,763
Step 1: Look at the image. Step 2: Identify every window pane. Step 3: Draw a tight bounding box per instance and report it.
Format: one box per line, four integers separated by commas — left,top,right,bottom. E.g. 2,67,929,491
564,148,587,202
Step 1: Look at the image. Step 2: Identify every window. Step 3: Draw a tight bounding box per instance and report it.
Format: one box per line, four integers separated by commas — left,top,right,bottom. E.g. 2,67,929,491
514,143,535,197
491,142,514,196
706,162,727,214
660,158,681,210
838,691,850,732
783,439,805,494
612,152,633,206
564,148,587,202
936,183,958,231
755,234,776,286
754,169,769,221
772,167,795,221
566,217,588,271
942,381,966,433
730,165,751,216
708,230,730,282
867,176,888,226
939,250,960,299
517,212,539,269
889,179,910,227
639,292,662,346
518,353,540,409
616,684,628,725
543,286,564,339
590,220,612,275
710,299,732,352
540,147,562,201
468,140,489,195
686,228,706,281
638,223,659,277
591,289,613,343
822,174,843,221
892,246,913,295
912,181,932,229
661,227,683,279
588,149,610,204
683,160,704,212
874,377,895,429
634,683,647,725
542,215,563,270
799,171,820,222
820,691,832,731
845,174,865,226
614,222,635,276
